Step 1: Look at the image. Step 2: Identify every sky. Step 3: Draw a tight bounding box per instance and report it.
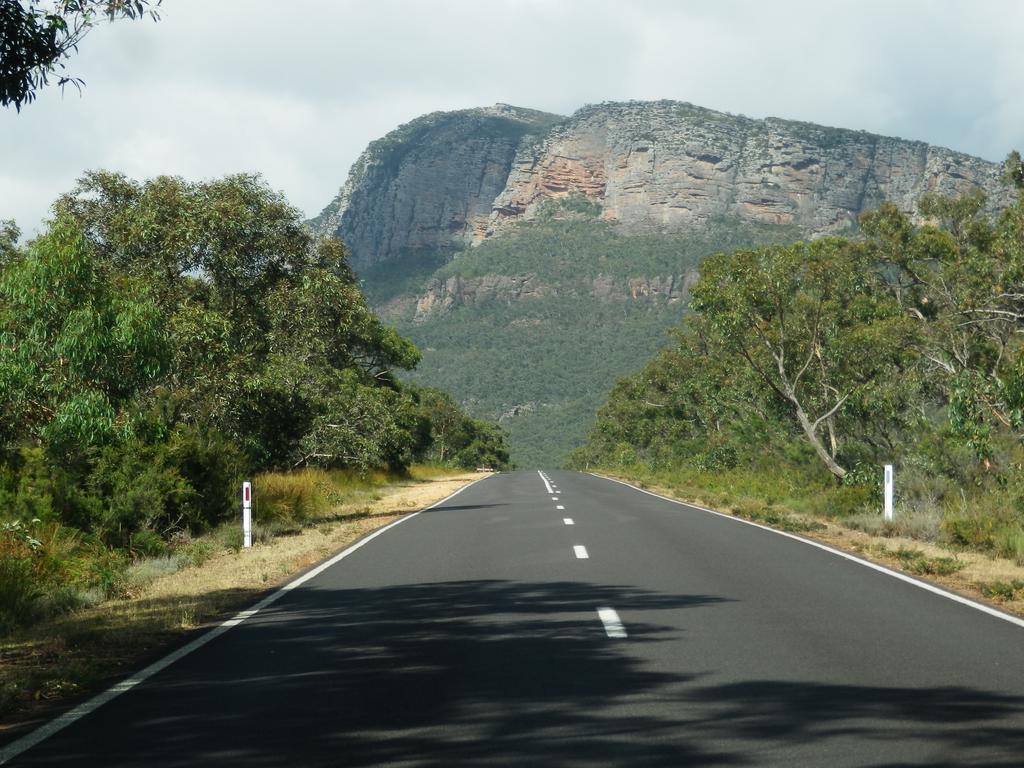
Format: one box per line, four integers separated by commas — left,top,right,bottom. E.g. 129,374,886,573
2,0,1023,236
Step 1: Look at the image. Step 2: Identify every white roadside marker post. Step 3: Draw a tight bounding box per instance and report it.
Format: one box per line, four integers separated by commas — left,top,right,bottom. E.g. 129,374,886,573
242,481,253,548
883,464,894,521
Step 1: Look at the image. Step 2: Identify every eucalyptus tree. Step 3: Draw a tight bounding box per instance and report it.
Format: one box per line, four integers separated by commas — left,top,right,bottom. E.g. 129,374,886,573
0,215,169,459
690,238,917,480
53,171,424,470
861,154,1024,459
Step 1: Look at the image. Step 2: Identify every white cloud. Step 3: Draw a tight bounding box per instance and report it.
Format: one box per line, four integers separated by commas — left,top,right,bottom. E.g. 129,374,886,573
2,0,1022,235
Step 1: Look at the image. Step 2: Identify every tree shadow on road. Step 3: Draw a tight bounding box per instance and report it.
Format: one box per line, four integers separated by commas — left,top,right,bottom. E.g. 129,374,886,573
13,579,1024,767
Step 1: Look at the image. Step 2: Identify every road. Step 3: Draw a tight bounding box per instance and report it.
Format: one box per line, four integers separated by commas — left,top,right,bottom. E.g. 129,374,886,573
4,470,1024,766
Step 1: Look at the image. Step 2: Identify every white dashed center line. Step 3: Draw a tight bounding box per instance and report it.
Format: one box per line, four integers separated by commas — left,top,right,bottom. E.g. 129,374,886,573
597,608,627,638
573,545,589,559
563,518,574,525
556,505,565,510
551,497,559,501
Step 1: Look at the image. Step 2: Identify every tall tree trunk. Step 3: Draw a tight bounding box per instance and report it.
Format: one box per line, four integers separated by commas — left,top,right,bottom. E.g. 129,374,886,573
772,350,848,480
826,415,839,458
793,402,847,480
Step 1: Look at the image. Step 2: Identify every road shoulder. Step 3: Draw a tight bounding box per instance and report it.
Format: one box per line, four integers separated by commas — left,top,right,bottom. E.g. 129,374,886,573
0,470,487,742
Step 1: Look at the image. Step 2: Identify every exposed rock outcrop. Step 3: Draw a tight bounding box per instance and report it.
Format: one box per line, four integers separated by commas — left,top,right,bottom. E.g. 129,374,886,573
621,272,698,304
412,273,550,323
312,101,1012,271
409,270,700,320
487,101,1011,238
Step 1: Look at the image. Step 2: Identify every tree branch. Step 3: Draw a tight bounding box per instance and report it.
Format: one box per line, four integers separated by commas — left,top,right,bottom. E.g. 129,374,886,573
812,392,851,432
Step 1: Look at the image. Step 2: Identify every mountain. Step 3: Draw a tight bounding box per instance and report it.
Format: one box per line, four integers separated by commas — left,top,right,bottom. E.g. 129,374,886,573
311,100,1011,467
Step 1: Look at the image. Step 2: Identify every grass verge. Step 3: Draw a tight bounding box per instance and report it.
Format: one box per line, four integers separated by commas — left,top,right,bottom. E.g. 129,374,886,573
0,466,481,736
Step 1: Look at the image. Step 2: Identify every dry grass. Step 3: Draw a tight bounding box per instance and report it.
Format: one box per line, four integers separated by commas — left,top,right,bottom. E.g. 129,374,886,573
0,467,483,735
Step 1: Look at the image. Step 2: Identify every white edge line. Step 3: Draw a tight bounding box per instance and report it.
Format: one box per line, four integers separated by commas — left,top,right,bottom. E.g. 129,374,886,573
0,475,490,765
591,472,1024,631
537,469,553,494
597,607,627,638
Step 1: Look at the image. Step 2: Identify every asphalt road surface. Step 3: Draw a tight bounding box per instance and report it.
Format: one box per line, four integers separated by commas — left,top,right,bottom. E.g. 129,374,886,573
5,470,1024,767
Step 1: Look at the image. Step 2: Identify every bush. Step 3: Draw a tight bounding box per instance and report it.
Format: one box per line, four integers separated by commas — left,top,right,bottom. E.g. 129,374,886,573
943,514,998,550
253,521,303,543
806,484,875,518
217,526,244,553
158,425,246,531
129,529,168,559
89,557,130,600
845,503,944,541
180,539,214,568
980,580,1024,601
453,420,511,470
90,445,197,547
693,445,738,472
0,448,100,531
614,444,638,467
90,425,245,545
893,546,963,575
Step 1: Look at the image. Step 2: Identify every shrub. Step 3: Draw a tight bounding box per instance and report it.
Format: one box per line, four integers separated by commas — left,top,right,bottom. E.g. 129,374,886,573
90,425,245,544
158,425,246,531
212,524,244,553
980,580,1024,601
89,558,130,600
693,445,738,472
894,547,963,576
613,443,638,467
253,521,303,544
807,484,875,518
943,514,998,550
90,446,197,547
0,448,100,531
844,503,943,541
180,539,214,568
129,529,168,559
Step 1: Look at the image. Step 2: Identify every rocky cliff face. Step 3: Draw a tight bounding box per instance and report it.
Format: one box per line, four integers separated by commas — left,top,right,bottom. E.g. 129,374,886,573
308,104,562,269
312,100,1012,271
487,101,1012,238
